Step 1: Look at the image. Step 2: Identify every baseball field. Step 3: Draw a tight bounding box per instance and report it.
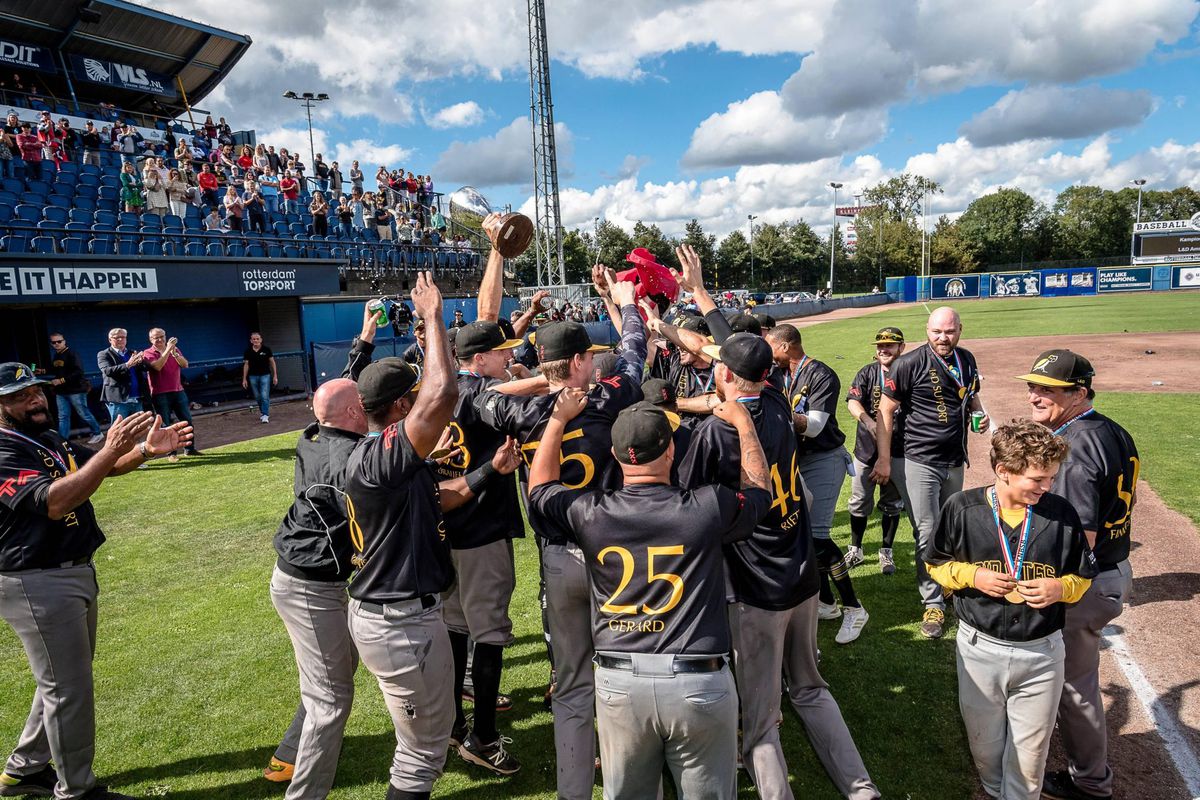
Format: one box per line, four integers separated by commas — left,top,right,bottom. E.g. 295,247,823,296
1,290,1197,799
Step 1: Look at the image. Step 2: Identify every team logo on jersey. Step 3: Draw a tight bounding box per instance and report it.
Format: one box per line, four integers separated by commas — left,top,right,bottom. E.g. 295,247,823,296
0,469,40,498
1032,354,1058,373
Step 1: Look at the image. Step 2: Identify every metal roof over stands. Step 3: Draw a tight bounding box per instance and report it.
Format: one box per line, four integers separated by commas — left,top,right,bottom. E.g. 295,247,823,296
0,0,251,113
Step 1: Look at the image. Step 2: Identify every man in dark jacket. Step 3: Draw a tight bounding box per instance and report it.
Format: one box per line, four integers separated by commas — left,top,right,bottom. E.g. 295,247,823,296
45,333,102,443
97,328,146,422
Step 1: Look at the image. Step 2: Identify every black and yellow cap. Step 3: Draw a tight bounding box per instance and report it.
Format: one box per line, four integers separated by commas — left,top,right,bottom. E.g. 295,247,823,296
874,327,904,344
455,321,523,358
1015,349,1095,389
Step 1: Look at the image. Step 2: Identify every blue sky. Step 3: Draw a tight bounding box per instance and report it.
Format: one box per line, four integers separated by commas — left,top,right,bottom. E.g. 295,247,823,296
150,0,1200,237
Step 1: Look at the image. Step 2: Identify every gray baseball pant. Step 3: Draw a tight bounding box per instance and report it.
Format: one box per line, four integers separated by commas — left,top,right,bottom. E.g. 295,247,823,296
0,564,99,800
796,447,849,540
903,459,963,609
443,538,516,646
269,566,357,800
542,542,596,800
729,595,879,800
348,597,454,794
1057,560,1132,796
956,622,1064,800
847,457,906,518
594,654,737,800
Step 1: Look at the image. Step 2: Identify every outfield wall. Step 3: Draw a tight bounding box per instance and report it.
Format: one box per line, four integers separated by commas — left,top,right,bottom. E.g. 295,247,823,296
885,263,1200,302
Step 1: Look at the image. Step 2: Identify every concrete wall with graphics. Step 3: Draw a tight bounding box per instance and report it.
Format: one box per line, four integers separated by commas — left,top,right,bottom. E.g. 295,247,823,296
885,264,1195,303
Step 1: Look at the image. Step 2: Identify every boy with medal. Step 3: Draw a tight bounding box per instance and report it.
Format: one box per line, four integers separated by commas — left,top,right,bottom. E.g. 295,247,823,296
924,420,1097,800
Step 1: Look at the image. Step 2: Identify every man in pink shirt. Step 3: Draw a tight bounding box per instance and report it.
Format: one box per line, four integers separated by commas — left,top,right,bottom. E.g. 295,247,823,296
143,328,200,457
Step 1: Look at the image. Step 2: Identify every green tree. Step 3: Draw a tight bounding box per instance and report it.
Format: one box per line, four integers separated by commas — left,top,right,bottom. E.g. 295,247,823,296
594,220,635,271
929,215,977,274
631,222,680,271
785,221,824,290
681,219,716,270
864,174,943,222
561,229,592,285
715,230,750,289
956,187,1053,267
1050,186,1132,259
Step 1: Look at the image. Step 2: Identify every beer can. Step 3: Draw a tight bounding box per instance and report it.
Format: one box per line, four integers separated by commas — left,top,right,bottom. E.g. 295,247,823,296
368,298,389,325
970,410,985,432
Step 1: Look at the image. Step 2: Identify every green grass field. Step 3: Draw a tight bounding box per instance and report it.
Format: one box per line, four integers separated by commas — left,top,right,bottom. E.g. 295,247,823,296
1,291,1197,799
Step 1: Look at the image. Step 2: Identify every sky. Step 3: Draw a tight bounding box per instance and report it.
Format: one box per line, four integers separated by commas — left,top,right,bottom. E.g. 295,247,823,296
146,0,1200,238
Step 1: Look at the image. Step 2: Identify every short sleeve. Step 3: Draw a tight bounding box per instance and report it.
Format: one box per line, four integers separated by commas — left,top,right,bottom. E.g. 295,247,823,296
881,357,910,401
804,367,840,415
924,494,963,566
0,443,53,516
675,423,721,490
708,484,770,543
474,390,522,436
529,482,596,536
1054,457,1103,532
359,423,423,488
592,373,642,414
848,366,870,403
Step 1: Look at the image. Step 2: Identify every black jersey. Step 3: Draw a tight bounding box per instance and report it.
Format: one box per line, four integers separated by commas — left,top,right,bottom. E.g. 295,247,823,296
651,346,714,400
344,421,453,603
882,344,979,467
437,372,525,549
0,428,101,570
1051,410,1139,569
847,361,905,465
783,357,846,456
402,342,425,368
530,481,769,655
925,487,1096,642
676,389,820,610
273,423,362,582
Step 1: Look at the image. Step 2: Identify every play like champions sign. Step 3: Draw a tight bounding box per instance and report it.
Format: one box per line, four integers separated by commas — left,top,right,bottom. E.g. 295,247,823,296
68,54,175,98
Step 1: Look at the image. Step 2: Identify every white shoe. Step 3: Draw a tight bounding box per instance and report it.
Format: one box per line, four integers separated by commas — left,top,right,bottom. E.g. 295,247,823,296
260,415,269,423
817,601,842,620
844,545,865,568
836,606,869,644
879,547,895,575
87,434,104,444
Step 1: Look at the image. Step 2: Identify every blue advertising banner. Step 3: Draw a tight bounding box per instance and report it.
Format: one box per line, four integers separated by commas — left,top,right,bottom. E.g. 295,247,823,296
989,271,1041,297
1170,265,1200,290
931,274,980,300
0,38,56,74
0,258,339,303
1040,269,1070,298
1097,267,1152,292
1068,268,1097,296
68,54,176,98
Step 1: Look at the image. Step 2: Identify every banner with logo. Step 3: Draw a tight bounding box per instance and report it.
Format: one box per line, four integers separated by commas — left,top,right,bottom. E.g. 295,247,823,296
987,271,1040,297
931,274,980,300
0,38,56,74
1097,267,1152,292
68,54,176,98
1170,265,1200,290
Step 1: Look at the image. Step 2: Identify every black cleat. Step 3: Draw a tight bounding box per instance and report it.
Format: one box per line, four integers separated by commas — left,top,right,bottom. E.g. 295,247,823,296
458,733,521,776
1041,770,1111,800
0,765,57,797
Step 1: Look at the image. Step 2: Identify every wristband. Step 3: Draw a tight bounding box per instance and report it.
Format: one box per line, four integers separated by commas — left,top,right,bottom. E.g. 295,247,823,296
465,461,499,495
138,442,149,460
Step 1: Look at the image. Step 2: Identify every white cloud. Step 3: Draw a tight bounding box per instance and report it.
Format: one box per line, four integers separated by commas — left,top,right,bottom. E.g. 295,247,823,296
253,125,415,174
432,117,573,188
960,86,1156,146
681,91,889,169
425,101,487,129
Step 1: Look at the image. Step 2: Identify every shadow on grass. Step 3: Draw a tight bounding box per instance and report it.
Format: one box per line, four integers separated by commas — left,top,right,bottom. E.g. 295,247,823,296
145,448,298,468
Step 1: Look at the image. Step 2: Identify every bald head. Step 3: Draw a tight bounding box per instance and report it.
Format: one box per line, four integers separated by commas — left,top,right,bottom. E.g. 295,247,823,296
927,306,963,356
313,378,367,435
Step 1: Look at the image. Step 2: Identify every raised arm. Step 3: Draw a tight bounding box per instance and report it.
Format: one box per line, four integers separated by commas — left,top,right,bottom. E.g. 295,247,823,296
46,412,154,517
712,400,769,492
511,290,549,339
476,212,506,321
608,279,647,383
592,265,623,335
401,272,458,456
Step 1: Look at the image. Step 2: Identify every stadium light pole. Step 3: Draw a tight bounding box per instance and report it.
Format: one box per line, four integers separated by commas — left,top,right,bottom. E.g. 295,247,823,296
828,182,843,294
1129,178,1147,263
283,90,330,176
748,214,758,289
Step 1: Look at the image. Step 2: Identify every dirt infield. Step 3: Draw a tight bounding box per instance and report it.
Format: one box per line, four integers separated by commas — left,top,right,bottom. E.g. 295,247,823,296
188,398,315,450
782,301,915,328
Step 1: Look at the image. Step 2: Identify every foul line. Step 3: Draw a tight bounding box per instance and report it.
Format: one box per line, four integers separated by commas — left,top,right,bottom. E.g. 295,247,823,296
1103,624,1200,800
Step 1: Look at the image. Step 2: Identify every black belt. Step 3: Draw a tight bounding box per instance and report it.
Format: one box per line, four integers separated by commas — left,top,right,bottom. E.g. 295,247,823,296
357,595,438,614
595,653,725,673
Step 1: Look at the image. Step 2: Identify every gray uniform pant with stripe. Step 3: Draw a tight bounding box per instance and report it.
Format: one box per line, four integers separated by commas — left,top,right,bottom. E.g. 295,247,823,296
348,597,454,793
1057,560,1132,796
729,595,879,800
269,566,357,799
902,459,963,608
796,447,849,540
847,457,906,518
0,564,99,800
594,655,737,800
956,622,1064,800
542,542,596,799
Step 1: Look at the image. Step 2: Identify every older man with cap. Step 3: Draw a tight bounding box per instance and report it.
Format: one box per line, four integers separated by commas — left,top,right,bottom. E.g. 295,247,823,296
873,306,989,639
1016,351,1139,800
0,363,190,800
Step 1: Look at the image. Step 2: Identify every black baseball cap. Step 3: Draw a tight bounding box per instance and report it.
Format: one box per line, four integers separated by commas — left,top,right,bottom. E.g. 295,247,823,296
593,351,619,383
357,358,421,411
728,313,762,336
1014,349,1095,389
874,326,905,344
702,333,774,382
678,315,710,336
611,401,673,465
752,312,776,330
455,321,523,358
0,362,48,396
532,321,607,362
641,378,677,406
497,317,517,339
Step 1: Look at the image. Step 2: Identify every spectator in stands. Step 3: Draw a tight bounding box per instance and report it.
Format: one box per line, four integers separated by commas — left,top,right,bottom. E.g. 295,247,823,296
117,124,140,164
119,160,144,215
410,219,425,245
396,214,413,243
329,160,343,196
292,157,306,192
403,318,426,366
198,163,219,210
218,144,237,181
350,189,367,234
45,332,104,443
143,328,200,458
254,143,269,174
4,111,19,136
349,160,363,193
267,144,281,173
152,155,169,184
314,153,329,193
143,163,169,219
260,167,280,215
419,174,433,208
405,171,419,206
430,205,447,233
244,179,267,234
174,138,193,177
203,205,223,232
242,332,277,423
373,197,393,241
16,123,42,180
310,191,329,236
80,121,101,168
204,115,217,146
0,125,12,181
375,166,390,203
336,195,353,238
224,186,245,232
57,119,77,162
280,170,300,215
237,144,254,177
166,168,190,220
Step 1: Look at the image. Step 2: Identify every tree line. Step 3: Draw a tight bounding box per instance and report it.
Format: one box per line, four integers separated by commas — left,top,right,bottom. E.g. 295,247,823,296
511,176,1200,292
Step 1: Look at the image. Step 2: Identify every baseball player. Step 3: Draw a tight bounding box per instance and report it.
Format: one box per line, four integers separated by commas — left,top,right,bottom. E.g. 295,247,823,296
874,306,989,638
676,334,880,800
474,278,646,800
766,323,868,644
529,393,771,800
0,363,190,800
844,327,908,575
1016,351,1139,800
925,419,1097,800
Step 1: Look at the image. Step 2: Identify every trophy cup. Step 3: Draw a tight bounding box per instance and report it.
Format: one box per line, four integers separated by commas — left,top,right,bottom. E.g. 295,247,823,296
449,186,535,258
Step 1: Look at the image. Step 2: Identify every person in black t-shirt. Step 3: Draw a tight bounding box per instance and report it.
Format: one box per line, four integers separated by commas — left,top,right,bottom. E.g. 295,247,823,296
45,333,103,443
242,332,277,423
1015,350,1139,800
0,363,190,800
925,420,1095,800
845,326,909,575
530,393,771,800
80,121,102,167
876,306,990,639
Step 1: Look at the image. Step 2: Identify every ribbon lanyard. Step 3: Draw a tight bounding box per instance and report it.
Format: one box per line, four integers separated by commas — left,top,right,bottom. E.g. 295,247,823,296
989,487,1032,581
1053,407,1095,436
457,369,479,378
736,395,760,404
696,368,713,394
0,427,68,473
931,344,966,393
786,355,810,393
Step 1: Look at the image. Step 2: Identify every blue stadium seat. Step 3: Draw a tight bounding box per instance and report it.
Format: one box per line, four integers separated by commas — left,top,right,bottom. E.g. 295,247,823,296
266,243,282,258
282,245,301,259
89,238,115,255
47,196,71,210
52,174,76,189
0,204,12,224
162,226,184,237
65,222,91,234
79,164,100,177
162,214,183,228
73,196,97,212
30,236,56,254
14,204,41,223
1,233,30,253
0,178,22,194
75,184,98,198
272,222,289,237
51,182,75,196
141,213,162,228
205,241,225,257
98,186,118,202
184,204,201,219
77,172,100,186
25,181,50,197
226,241,246,257
42,207,68,224
159,240,179,257
184,241,205,257
94,210,117,227
119,212,141,226
117,238,139,256
68,208,94,224
0,191,16,205
58,162,79,175
62,237,88,254
116,224,139,236
245,243,265,258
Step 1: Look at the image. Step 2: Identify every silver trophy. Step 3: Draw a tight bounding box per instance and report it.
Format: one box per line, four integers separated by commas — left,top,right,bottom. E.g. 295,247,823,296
449,186,535,258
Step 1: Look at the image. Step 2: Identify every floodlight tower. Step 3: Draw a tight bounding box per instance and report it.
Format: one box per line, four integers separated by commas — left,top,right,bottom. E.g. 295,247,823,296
528,0,565,286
